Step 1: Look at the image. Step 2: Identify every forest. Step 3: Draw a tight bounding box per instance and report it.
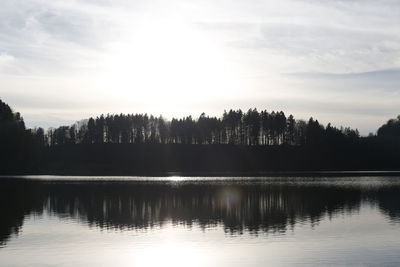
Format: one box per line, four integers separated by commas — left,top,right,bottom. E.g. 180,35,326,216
36,108,361,147
1,98,400,174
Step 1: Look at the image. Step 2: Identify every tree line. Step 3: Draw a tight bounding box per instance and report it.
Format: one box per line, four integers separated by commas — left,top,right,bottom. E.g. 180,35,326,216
2,98,400,173
35,109,364,147
2,98,400,150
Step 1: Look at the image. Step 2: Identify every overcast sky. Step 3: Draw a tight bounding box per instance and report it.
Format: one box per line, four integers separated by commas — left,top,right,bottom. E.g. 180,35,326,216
1,0,399,134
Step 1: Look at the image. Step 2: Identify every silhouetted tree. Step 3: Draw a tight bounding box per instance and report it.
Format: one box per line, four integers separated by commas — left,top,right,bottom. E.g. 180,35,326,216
0,99,35,173
223,109,243,145
69,125,76,144
32,127,46,147
377,115,400,143
243,109,261,145
286,115,296,145
87,118,96,144
306,118,324,146
95,115,105,144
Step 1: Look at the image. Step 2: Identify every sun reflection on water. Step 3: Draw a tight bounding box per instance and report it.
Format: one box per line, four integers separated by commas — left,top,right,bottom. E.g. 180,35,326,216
167,176,186,182
131,240,207,267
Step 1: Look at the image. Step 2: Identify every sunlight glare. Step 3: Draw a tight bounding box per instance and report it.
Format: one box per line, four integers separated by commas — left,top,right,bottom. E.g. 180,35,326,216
97,20,239,107
168,176,186,182
132,240,207,267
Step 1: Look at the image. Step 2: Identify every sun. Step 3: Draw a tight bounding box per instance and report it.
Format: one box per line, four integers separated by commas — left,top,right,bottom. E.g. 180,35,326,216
94,19,240,111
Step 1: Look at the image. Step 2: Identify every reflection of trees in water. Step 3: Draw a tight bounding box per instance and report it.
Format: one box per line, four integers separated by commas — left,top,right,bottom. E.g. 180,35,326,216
0,179,399,245
45,184,362,234
373,187,400,222
0,181,44,246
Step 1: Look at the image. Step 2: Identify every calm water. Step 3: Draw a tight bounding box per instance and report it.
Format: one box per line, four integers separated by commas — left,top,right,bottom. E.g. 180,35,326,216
1,176,400,266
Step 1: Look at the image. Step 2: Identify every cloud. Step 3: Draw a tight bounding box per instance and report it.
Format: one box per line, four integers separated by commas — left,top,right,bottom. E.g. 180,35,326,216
227,22,400,73
287,68,400,93
0,0,118,76
0,53,16,72
289,68,400,80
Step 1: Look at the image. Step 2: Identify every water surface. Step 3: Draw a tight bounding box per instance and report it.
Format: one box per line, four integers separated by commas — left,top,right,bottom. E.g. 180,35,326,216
1,176,400,266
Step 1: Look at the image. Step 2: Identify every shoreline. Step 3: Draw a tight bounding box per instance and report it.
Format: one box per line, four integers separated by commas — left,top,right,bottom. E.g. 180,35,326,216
2,170,400,178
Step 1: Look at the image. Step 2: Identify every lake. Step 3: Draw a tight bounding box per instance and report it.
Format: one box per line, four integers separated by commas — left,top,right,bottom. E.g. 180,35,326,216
1,176,400,266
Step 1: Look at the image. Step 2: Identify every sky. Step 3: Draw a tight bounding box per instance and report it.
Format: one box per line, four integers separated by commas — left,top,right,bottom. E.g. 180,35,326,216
0,0,399,134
